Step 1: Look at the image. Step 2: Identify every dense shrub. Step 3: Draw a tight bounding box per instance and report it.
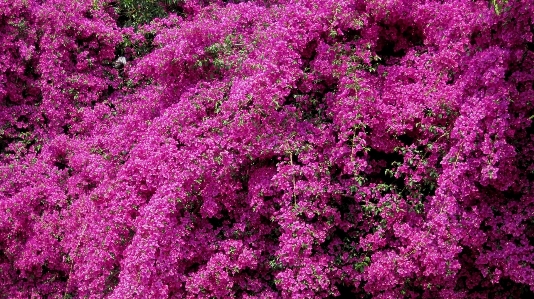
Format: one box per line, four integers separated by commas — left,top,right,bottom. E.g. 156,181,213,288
1,0,534,298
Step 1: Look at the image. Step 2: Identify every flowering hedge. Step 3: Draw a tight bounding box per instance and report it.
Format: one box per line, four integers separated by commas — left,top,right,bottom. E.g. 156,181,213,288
1,0,534,298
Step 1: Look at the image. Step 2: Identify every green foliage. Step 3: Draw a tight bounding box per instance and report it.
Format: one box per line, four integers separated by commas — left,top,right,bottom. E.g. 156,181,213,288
490,0,509,15
118,0,183,27
268,255,284,270
353,256,371,273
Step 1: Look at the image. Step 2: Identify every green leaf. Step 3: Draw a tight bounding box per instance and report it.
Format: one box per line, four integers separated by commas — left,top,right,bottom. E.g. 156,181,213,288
490,0,508,15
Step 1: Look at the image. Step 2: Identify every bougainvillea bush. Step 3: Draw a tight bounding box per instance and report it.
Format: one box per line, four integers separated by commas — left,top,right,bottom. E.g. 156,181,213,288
1,0,534,298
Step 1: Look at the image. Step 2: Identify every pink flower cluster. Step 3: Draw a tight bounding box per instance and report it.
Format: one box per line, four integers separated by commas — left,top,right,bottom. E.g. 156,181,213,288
1,0,534,298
